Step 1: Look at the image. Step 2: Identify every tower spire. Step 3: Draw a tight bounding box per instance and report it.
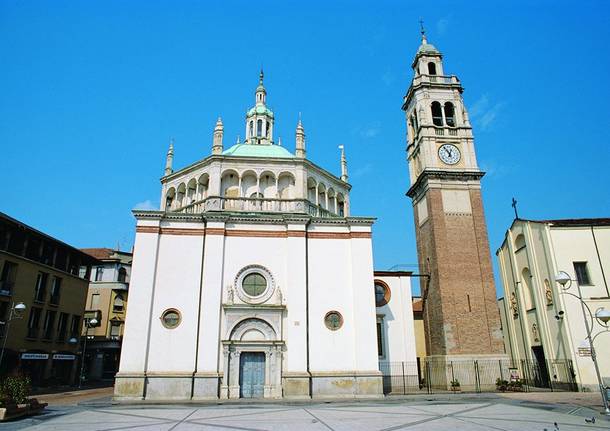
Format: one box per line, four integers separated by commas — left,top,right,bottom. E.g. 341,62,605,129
339,145,348,182
255,68,267,105
164,138,174,176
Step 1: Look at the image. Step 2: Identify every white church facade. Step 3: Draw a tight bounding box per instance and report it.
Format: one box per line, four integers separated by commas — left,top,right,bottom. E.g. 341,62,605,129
114,71,418,400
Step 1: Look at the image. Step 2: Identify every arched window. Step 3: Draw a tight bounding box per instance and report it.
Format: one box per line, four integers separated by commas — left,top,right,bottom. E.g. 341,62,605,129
444,102,455,127
431,101,443,126
514,234,526,251
428,62,437,75
117,267,127,283
266,121,270,137
249,121,253,138
257,119,263,137
413,110,419,130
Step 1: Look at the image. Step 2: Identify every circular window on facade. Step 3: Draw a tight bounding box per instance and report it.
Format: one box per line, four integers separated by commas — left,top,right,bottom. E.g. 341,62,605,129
160,309,181,329
374,280,391,307
242,273,267,297
324,311,343,331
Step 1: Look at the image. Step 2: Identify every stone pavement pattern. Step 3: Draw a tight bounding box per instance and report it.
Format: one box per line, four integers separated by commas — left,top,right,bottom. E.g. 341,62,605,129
2,400,609,431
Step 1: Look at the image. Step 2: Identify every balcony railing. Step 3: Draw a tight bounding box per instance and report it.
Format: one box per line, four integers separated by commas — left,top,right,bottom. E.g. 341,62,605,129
412,74,460,86
174,196,342,218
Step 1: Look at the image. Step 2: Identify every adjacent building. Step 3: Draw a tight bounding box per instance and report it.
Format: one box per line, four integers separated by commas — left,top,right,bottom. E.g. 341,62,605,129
497,218,610,390
0,212,98,386
80,248,132,382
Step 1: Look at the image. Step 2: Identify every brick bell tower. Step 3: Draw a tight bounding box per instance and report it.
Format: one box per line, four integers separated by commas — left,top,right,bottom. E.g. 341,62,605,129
403,30,505,361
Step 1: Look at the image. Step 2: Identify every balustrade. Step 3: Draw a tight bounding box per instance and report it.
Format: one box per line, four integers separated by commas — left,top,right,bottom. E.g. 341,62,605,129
174,196,340,218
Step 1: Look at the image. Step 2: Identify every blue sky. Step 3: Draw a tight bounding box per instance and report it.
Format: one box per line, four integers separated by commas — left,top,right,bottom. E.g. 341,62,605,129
2,1,609,295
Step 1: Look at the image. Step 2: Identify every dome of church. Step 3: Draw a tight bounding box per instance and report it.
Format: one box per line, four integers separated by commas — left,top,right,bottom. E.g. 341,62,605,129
247,105,274,118
417,42,439,54
222,143,293,158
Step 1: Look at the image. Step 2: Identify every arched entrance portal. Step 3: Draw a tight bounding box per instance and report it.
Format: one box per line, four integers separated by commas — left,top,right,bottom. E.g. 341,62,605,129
220,318,283,399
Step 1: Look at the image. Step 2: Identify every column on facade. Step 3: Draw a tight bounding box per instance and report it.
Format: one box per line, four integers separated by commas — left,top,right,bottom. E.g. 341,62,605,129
229,350,241,399
220,346,230,399
194,219,226,398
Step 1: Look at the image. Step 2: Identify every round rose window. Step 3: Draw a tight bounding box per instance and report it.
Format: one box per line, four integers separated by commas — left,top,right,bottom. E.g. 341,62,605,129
161,309,181,329
324,311,343,331
242,273,267,297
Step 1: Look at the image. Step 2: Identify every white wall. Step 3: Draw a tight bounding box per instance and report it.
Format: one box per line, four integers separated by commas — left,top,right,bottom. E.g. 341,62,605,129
374,274,418,364
118,214,379,385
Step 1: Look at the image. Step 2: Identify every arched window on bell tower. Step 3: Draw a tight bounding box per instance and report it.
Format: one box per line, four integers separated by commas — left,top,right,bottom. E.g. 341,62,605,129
428,62,437,75
444,102,455,127
249,121,254,138
431,102,443,126
257,119,263,137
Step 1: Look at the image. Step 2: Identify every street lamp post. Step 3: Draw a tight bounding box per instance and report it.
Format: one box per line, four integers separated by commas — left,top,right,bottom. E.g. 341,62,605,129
555,271,610,415
0,302,27,370
78,317,98,389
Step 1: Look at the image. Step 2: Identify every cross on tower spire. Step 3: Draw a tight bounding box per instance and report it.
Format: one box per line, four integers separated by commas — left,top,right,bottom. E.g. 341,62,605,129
419,18,427,43
511,197,519,220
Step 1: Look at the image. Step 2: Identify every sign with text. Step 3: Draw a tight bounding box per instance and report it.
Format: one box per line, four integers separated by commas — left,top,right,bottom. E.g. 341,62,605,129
52,354,76,360
21,353,49,360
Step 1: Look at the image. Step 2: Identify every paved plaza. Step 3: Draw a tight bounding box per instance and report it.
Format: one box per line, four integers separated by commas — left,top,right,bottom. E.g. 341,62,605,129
2,390,610,431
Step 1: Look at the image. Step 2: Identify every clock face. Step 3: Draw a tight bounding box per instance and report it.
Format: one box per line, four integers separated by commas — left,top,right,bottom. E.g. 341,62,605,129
438,144,461,165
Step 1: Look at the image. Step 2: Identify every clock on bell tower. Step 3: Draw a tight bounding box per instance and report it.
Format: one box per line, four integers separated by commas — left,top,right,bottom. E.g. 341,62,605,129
403,31,505,361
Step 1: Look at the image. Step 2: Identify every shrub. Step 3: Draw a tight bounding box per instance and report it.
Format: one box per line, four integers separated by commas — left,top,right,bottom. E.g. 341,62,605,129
0,374,31,404
450,379,460,389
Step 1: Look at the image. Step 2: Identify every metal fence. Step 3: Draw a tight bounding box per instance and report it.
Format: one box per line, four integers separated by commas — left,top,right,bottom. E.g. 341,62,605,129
379,358,577,395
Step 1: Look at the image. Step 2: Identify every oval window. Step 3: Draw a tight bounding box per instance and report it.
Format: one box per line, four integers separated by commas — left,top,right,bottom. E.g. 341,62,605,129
161,309,181,329
324,311,343,331
374,281,391,307
242,273,267,297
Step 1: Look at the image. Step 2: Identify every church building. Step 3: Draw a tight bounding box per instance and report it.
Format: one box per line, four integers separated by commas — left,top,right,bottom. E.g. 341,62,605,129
115,71,418,400
114,30,505,400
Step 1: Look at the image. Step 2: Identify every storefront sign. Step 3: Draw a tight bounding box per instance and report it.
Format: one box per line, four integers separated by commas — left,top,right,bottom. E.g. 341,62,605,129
52,354,76,360
509,368,520,382
21,353,48,360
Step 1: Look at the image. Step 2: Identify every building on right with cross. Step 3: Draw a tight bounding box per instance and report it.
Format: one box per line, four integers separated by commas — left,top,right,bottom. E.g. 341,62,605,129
402,31,507,383
496,218,610,392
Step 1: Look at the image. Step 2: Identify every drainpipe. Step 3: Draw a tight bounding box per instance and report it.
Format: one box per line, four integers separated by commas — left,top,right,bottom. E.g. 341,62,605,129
305,219,312,397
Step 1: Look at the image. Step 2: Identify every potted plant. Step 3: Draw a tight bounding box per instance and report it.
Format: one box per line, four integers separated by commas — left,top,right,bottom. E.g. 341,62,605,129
0,374,46,421
496,378,509,392
450,379,461,392
508,378,524,392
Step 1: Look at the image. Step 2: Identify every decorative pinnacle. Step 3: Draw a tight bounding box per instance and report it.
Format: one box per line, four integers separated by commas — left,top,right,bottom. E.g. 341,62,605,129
259,67,264,84
164,137,174,175
339,144,348,182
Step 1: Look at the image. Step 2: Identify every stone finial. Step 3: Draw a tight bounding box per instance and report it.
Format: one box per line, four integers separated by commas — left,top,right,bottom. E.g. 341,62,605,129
339,144,348,182
295,118,306,159
164,138,174,176
212,117,224,155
